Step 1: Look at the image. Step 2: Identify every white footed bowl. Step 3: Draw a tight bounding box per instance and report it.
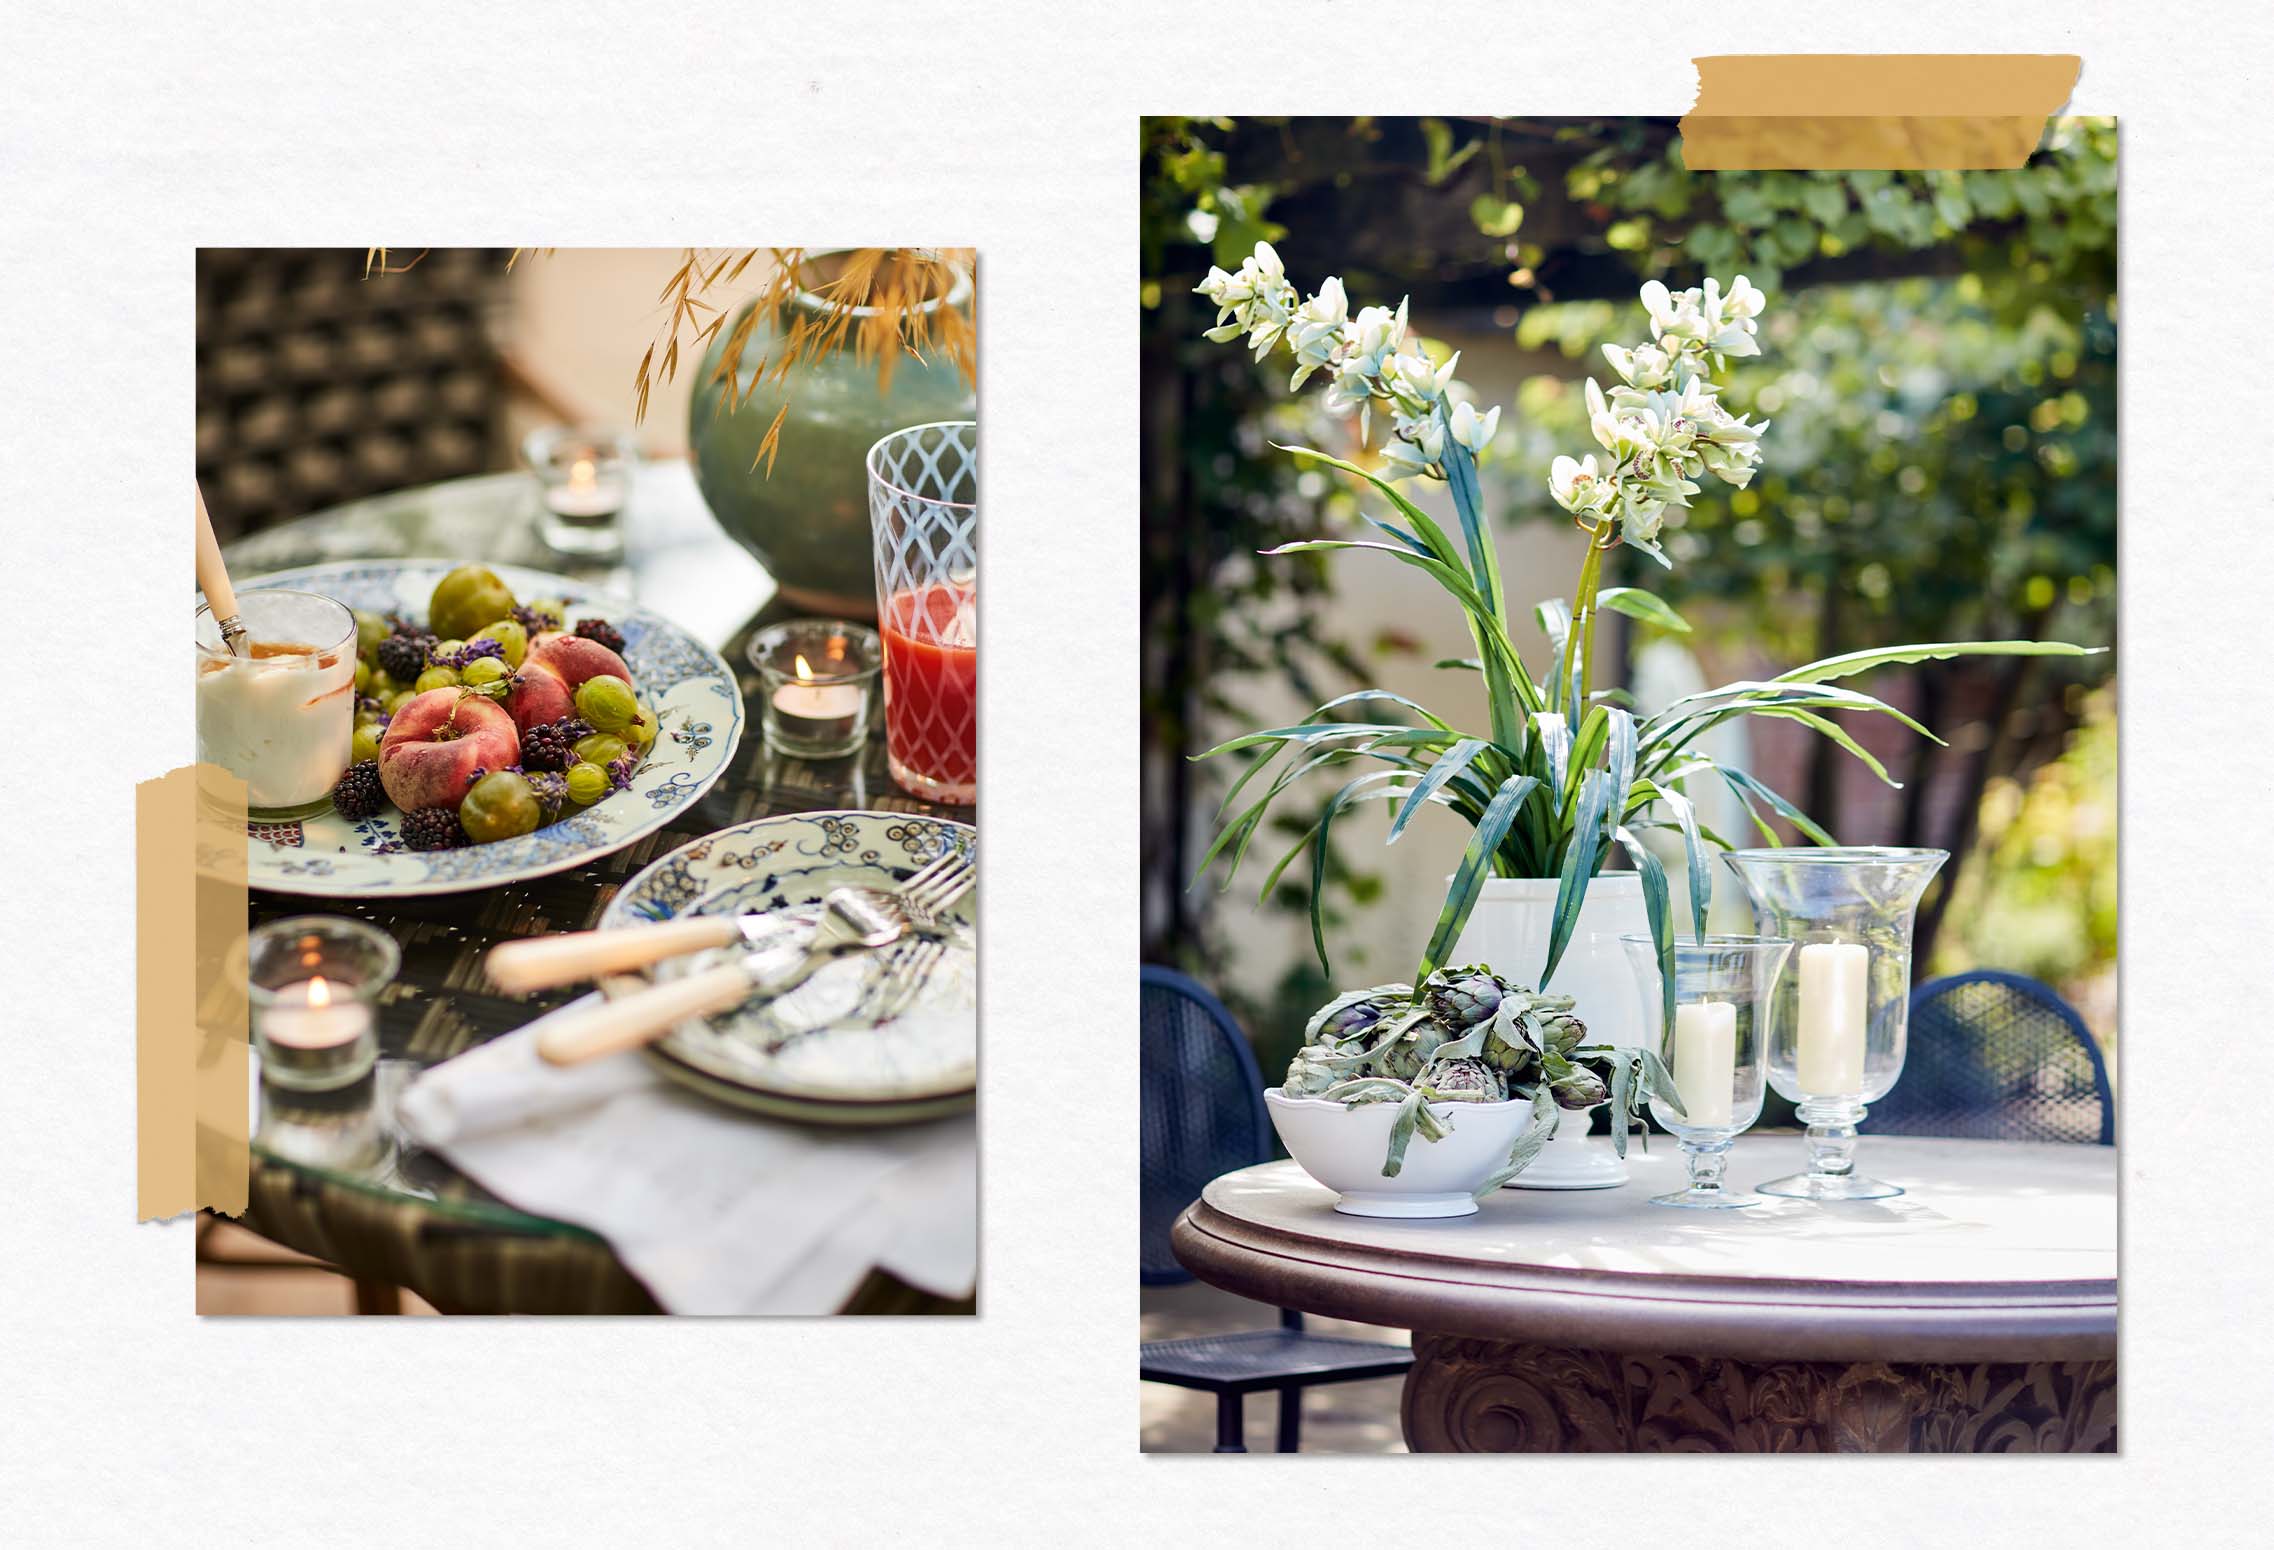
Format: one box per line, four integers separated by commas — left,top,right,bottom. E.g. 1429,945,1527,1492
1265,1087,1534,1219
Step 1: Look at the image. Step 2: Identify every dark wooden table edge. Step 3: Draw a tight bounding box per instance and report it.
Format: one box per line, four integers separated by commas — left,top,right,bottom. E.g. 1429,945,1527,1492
1172,1202,2117,1364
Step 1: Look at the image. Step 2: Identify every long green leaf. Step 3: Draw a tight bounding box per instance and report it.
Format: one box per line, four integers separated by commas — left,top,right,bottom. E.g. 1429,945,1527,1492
1535,712,1571,794
1417,773,1542,982
1309,771,1418,972
1774,639,2102,685
1562,706,1608,814
1387,738,1491,844
1542,770,1611,988
1613,825,1675,1041
1750,706,1900,787
1266,538,1540,718
1642,680,1939,747
1596,586,1692,634
1607,1050,1635,1160
1256,779,1416,903
1440,437,1503,622
1604,708,1637,839
1473,1085,1561,1195
1272,444,1464,568
1655,785,1712,941
1719,765,1838,846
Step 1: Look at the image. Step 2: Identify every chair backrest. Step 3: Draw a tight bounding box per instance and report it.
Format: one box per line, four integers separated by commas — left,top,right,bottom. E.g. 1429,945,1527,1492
1865,970,2113,1145
1140,966,1271,1285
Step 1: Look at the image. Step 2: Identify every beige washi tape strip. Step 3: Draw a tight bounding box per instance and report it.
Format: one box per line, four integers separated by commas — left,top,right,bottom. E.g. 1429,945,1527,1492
139,762,249,1220
1684,54,2080,169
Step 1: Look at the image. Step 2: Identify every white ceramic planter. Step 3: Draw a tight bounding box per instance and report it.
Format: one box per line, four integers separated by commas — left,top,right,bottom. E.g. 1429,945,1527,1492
1265,1088,1534,1218
1449,874,1650,1189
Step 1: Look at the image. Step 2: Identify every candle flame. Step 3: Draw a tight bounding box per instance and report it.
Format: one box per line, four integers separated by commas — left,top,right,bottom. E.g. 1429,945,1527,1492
794,654,814,682
307,975,332,1008
569,457,597,485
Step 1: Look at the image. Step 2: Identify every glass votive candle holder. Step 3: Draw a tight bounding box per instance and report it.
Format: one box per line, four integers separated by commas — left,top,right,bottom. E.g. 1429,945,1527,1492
1620,933,1794,1210
248,915,399,1092
747,620,882,758
523,425,635,559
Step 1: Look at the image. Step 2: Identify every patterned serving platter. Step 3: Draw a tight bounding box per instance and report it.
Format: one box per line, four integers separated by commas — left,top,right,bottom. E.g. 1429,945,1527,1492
600,811,977,1125
217,559,744,898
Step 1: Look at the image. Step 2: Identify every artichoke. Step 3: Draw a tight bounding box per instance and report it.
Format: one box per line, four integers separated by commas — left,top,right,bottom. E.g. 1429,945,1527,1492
1418,1057,1506,1104
1424,966,1503,1031
1550,1066,1609,1111
1539,1007,1588,1056
1374,1018,1450,1082
1281,1043,1348,1098
1306,983,1413,1046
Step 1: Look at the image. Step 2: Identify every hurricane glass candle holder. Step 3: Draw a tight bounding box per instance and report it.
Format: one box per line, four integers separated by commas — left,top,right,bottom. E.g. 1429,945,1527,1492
867,420,977,803
1621,933,1792,1209
523,425,635,559
1720,847,1948,1201
747,620,882,758
248,915,399,1092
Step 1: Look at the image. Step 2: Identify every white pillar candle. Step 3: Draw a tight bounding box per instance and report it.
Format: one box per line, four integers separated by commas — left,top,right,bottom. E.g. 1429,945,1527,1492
261,976,371,1050
1671,1000,1737,1129
1796,941,1869,1094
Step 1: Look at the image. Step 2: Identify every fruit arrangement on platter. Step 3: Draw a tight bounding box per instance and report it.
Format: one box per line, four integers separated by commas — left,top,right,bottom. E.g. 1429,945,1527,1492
327,563,662,851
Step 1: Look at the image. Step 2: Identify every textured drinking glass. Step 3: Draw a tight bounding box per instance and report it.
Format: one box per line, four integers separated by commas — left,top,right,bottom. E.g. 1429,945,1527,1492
1720,848,1948,1200
248,915,399,1092
867,420,977,803
1620,933,1792,1209
195,590,358,820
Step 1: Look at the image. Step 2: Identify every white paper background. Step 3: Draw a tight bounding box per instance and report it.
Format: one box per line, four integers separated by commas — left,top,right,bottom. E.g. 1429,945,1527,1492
1,0,2267,1542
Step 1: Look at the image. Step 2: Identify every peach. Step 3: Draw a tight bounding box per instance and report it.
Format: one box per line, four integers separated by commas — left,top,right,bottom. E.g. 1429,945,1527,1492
378,689,522,811
504,630,634,734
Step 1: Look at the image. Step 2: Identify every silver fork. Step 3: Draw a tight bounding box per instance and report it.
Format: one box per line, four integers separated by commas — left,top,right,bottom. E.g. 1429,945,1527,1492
808,856,974,1031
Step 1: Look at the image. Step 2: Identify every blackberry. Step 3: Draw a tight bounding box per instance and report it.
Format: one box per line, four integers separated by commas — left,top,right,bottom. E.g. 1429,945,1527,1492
400,806,466,851
520,716,591,771
331,761,384,820
376,630,432,683
574,617,626,654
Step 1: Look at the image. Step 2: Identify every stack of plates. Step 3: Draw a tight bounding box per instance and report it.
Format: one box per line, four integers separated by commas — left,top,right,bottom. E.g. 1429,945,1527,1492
601,810,977,1125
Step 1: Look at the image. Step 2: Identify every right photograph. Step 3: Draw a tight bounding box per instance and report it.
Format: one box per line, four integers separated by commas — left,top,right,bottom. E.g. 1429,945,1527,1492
1140,115,2116,1452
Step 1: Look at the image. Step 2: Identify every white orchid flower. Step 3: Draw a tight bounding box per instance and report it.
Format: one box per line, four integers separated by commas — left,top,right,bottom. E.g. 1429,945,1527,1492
1549,453,1610,514
1449,399,1500,456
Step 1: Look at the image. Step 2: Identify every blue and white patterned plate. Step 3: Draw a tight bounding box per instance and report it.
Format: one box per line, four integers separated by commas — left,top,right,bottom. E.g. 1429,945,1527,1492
220,559,744,898
600,811,976,1125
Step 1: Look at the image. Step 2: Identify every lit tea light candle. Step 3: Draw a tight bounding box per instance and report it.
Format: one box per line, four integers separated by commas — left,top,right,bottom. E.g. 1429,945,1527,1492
543,455,625,519
1796,940,1869,1094
773,654,865,721
262,975,369,1049
1671,1000,1737,1129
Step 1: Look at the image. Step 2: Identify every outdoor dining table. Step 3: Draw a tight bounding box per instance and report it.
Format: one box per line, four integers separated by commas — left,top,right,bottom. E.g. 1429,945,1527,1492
1172,1134,2116,1451
219,459,975,1314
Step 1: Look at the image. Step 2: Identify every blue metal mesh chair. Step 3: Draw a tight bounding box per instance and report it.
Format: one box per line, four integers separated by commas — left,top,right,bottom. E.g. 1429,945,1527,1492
1865,970,2113,1145
1140,966,1413,1451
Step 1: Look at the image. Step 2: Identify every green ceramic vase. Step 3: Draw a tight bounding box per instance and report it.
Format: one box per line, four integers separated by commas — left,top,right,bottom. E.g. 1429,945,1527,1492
687,261,975,617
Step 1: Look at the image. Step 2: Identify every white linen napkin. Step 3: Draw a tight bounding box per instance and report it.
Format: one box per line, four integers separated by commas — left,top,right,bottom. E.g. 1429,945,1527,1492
394,996,977,1314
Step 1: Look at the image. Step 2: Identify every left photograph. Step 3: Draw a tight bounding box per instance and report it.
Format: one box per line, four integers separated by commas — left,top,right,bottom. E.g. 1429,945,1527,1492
194,247,979,1315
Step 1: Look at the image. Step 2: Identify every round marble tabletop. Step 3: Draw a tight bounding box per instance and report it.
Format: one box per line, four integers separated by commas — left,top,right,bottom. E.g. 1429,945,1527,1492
1173,1136,2116,1363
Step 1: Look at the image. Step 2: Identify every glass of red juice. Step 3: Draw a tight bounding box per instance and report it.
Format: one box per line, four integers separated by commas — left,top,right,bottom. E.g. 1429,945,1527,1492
867,421,977,803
